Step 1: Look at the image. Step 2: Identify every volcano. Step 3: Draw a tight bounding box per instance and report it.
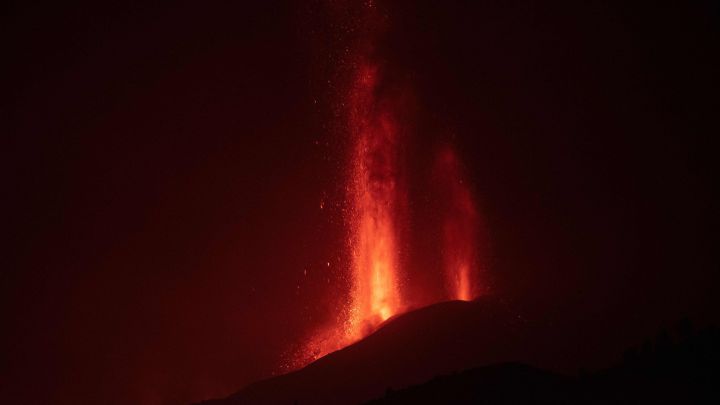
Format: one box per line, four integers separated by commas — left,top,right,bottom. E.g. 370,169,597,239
194,299,720,405
194,299,552,404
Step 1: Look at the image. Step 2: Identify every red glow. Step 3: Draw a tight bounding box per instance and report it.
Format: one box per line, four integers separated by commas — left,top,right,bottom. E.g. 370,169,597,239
434,146,480,301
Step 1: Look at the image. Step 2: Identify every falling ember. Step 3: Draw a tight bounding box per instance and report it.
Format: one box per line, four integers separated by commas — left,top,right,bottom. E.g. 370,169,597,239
346,63,404,339
433,145,480,301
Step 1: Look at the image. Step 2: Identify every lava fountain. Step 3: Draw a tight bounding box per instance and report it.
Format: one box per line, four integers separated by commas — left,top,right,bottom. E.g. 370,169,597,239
288,61,408,367
288,0,483,369
433,145,480,301
346,63,405,339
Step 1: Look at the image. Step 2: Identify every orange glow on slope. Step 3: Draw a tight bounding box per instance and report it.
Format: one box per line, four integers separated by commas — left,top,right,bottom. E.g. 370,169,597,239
434,146,480,301
346,63,403,339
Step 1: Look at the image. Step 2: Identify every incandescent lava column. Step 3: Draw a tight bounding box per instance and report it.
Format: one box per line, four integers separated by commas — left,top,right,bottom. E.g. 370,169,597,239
346,62,404,339
434,145,480,301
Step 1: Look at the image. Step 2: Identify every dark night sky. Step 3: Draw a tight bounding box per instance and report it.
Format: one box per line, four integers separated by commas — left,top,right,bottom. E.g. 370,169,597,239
5,1,718,404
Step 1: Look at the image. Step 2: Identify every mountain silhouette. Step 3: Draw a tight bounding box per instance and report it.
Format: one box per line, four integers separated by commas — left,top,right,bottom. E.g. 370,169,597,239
367,363,573,404
194,300,719,404
194,299,550,404
368,322,720,404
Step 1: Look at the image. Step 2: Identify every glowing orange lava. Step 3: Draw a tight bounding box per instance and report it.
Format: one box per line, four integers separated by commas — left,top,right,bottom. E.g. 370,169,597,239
346,63,404,339
434,146,480,301
286,62,406,369
288,1,485,371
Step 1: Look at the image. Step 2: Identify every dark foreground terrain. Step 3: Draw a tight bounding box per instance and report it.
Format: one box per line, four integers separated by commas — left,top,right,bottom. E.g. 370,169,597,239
195,300,719,404
369,326,719,404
